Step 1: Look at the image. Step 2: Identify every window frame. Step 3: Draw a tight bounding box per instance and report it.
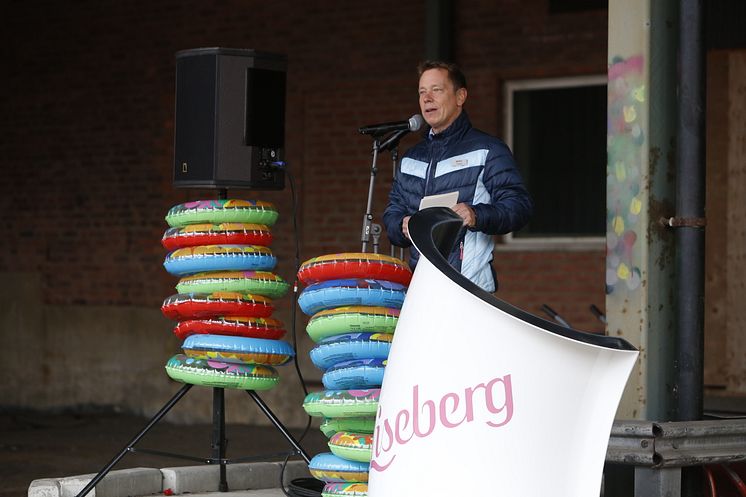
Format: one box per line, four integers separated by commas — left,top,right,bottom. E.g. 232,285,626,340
501,74,608,252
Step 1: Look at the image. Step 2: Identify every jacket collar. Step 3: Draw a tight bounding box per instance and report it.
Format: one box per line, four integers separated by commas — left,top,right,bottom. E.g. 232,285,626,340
426,110,472,146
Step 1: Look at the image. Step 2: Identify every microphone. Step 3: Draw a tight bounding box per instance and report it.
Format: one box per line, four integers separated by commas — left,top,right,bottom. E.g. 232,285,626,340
359,114,424,136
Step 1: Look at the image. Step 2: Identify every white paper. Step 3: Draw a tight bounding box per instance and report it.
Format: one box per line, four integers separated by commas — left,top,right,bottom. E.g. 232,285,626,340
418,191,459,210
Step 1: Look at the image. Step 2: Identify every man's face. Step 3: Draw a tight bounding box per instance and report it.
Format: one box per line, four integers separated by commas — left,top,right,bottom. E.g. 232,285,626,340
418,68,467,134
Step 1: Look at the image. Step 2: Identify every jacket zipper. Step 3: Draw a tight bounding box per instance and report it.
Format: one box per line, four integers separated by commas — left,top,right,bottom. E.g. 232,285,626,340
424,139,439,196
424,158,434,195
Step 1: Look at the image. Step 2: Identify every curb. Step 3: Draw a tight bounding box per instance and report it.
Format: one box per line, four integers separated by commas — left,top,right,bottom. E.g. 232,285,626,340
28,461,311,497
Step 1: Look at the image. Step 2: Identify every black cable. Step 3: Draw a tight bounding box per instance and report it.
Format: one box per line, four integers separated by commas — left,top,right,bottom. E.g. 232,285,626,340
273,162,319,495
280,453,324,497
282,165,313,440
288,479,325,496
284,165,309,397
280,454,293,497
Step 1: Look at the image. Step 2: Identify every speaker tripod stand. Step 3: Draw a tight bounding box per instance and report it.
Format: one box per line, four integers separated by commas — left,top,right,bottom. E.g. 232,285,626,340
74,384,311,497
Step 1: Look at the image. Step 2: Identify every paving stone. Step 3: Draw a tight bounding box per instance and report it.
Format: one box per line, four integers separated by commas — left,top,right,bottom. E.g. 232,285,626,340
56,468,162,497
160,460,310,494
27,479,61,497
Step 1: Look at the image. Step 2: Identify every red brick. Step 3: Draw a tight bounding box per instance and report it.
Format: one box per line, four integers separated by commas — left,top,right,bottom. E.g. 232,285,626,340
1,1,608,333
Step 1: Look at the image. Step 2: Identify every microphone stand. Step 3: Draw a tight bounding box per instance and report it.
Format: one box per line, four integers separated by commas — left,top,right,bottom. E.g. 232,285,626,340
360,137,382,253
360,127,413,254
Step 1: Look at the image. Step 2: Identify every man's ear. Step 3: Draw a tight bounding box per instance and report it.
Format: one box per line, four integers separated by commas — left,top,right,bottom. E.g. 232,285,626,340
457,87,468,107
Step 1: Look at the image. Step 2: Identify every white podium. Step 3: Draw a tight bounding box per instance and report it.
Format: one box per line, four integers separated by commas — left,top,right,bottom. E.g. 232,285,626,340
369,208,638,497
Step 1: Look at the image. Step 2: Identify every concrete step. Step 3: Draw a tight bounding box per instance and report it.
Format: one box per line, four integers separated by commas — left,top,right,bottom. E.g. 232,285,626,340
28,460,311,497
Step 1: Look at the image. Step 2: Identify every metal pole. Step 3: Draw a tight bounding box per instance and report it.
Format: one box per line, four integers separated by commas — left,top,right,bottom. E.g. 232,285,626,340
361,139,380,253
676,0,706,494
74,384,193,497
246,390,311,464
212,388,228,492
675,0,706,425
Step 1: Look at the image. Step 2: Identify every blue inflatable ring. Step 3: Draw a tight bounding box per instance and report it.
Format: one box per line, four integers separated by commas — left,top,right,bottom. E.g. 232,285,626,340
164,245,276,276
309,452,370,483
310,332,393,371
298,278,407,316
322,358,386,390
182,334,294,366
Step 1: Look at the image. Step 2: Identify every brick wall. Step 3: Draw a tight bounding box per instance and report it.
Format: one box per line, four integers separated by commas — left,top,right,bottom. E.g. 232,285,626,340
0,1,608,337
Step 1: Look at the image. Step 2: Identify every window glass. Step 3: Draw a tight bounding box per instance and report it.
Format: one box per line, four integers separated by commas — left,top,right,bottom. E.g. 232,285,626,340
506,78,607,242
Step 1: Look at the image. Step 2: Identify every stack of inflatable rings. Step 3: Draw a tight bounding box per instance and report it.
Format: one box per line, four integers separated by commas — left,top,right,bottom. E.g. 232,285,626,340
297,253,412,496
160,199,294,391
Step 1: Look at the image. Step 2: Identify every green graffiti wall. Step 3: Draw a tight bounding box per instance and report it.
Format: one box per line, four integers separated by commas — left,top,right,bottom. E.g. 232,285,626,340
606,54,646,294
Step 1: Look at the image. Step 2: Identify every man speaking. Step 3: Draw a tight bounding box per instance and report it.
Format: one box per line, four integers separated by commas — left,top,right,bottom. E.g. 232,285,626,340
383,60,533,292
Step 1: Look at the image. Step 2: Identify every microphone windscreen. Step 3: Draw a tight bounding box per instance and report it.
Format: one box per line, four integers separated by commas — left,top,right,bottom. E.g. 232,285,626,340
409,114,424,131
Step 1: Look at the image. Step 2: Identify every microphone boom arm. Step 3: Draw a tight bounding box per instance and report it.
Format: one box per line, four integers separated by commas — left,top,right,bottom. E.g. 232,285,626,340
378,129,409,152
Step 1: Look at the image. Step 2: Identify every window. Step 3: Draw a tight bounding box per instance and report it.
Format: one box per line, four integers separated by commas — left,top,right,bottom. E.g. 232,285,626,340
504,76,607,248
549,0,607,14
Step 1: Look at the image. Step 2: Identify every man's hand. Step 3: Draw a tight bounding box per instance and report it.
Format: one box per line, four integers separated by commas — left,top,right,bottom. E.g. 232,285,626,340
402,215,411,240
452,203,476,228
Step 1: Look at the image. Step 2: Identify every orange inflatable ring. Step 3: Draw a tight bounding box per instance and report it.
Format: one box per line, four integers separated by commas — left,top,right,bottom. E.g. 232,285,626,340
173,316,286,340
161,292,273,320
162,223,273,250
298,253,412,286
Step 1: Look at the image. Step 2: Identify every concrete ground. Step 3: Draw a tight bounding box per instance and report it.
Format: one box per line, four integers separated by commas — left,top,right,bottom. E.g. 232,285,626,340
0,409,327,497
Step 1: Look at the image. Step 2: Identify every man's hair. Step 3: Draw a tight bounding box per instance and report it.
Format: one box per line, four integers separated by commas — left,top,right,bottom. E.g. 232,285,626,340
417,60,467,91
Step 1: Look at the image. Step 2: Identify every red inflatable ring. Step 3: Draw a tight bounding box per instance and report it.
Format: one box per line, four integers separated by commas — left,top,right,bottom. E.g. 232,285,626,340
173,316,286,340
161,223,273,250
161,292,274,320
298,253,412,286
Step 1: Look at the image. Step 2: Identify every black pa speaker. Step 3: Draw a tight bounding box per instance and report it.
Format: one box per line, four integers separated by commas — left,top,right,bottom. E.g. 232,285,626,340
173,47,286,190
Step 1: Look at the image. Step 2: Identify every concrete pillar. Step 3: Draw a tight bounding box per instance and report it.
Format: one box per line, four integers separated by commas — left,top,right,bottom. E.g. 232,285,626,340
606,0,679,421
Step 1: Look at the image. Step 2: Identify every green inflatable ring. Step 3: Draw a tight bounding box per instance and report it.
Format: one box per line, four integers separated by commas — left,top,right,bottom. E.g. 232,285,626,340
328,431,372,463
303,389,380,418
306,306,399,343
166,199,279,227
176,270,290,299
320,417,376,438
165,354,279,390
322,483,368,497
